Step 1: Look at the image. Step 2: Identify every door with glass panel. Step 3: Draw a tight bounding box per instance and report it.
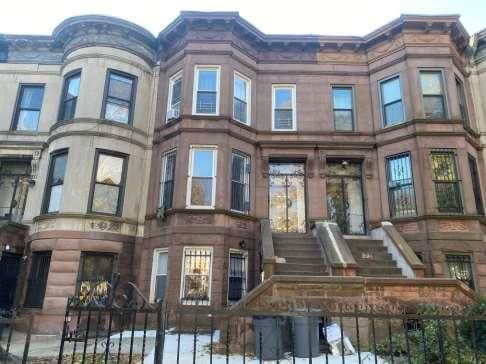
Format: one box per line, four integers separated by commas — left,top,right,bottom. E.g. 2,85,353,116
326,161,365,234
268,163,306,233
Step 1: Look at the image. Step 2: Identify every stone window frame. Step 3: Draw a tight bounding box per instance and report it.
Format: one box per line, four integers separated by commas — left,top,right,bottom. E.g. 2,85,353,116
272,84,297,131
87,149,129,217
192,65,221,116
418,68,449,120
150,248,169,303
180,246,213,306
41,148,69,214
331,84,356,132
166,70,183,122
186,145,218,209
101,68,138,125
58,68,82,122
11,83,45,131
230,150,251,214
159,149,177,210
233,71,251,125
227,248,248,305
444,252,476,291
379,74,405,127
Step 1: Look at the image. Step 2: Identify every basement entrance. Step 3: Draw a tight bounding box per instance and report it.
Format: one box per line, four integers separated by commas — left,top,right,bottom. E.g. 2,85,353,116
269,163,306,233
0,252,22,310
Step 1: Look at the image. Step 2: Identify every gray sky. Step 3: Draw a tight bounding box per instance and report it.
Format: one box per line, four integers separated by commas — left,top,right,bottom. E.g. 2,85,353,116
1,0,485,36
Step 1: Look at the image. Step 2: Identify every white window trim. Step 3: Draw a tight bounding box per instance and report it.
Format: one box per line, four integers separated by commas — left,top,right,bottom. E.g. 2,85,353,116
233,71,251,125
331,84,356,132
192,65,221,116
227,249,248,304
230,151,251,214
186,145,218,209
418,68,449,119
159,149,176,208
379,74,406,128
180,246,213,306
166,71,182,122
272,84,297,131
150,248,168,302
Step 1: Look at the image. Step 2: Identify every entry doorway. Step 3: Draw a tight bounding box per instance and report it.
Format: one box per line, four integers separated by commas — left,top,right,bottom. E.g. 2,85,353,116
268,163,306,233
0,252,22,310
326,160,365,234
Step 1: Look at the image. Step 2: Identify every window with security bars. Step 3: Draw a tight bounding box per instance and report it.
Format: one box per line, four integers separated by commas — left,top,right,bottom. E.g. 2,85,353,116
273,85,296,130
233,73,250,124
468,154,484,215
228,252,247,303
152,250,168,302
59,71,81,121
332,87,354,131
24,251,51,308
102,70,136,124
431,151,463,213
446,254,475,290
386,153,417,218
231,152,250,213
194,66,219,115
420,71,446,119
455,77,469,127
181,247,212,305
166,72,182,121
160,150,176,209
77,253,115,305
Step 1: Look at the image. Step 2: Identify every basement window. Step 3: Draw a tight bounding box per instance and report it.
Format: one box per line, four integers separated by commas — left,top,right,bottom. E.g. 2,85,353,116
446,254,475,290
181,247,212,305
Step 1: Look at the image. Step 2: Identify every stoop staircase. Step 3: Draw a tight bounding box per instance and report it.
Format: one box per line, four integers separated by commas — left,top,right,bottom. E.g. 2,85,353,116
272,233,328,276
346,237,404,277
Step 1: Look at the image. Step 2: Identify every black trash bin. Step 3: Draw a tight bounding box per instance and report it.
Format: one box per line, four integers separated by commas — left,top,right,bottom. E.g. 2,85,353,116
291,315,320,358
253,316,284,361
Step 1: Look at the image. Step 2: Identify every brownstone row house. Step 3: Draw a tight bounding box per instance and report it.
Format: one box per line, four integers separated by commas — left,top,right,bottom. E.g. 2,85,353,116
1,12,486,333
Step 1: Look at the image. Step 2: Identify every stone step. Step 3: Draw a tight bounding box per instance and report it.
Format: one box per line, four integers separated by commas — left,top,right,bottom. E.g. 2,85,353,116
356,258,397,267
346,239,384,248
350,250,392,261
274,269,328,276
275,262,327,273
273,240,318,248
357,266,403,277
273,233,313,239
275,248,320,257
284,257,325,265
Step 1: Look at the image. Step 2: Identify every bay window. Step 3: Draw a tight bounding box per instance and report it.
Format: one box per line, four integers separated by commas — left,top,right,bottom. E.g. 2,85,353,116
181,247,212,305
431,150,462,213
230,151,250,213
380,76,404,126
187,146,217,208
193,66,220,115
151,249,168,302
420,71,446,119
166,71,182,121
42,150,68,213
89,151,127,216
77,253,115,305
455,77,469,127
386,153,417,218
233,72,250,124
59,70,81,121
160,150,176,209
102,70,137,124
446,254,475,290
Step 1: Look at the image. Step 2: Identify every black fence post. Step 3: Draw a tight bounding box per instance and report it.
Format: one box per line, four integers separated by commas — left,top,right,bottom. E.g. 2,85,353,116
21,314,33,364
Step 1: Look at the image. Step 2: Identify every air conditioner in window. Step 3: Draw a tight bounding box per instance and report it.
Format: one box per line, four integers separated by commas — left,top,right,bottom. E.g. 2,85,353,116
166,107,180,120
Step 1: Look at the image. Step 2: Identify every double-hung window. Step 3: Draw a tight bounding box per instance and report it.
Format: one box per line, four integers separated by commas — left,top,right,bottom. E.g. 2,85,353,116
468,154,484,215
431,150,462,213
166,71,182,121
230,151,250,213
181,247,212,305
160,150,176,209
446,254,475,290
42,150,68,213
59,71,81,121
151,249,168,302
12,84,45,131
89,151,127,216
386,153,417,218
455,77,469,126
380,76,404,126
420,71,446,119
77,252,115,305
233,72,250,124
187,146,217,208
228,251,247,303
272,85,296,130
102,70,137,124
332,86,354,131
193,66,220,115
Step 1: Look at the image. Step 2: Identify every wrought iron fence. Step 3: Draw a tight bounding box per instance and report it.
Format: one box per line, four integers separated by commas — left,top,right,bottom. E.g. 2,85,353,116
0,309,33,364
2,281,486,363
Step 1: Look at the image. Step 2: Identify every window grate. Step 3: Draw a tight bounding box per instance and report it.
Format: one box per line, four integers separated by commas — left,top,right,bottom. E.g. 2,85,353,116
182,248,212,305
386,153,417,218
446,254,475,290
431,151,462,213
228,253,247,303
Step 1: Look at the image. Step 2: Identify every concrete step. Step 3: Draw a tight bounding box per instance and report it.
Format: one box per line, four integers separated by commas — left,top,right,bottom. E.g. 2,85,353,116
346,239,384,248
356,258,397,267
273,233,313,239
284,257,325,265
274,269,328,276
275,262,327,273
357,266,403,277
275,248,320,258
348,247,392,261
273,240,318,248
